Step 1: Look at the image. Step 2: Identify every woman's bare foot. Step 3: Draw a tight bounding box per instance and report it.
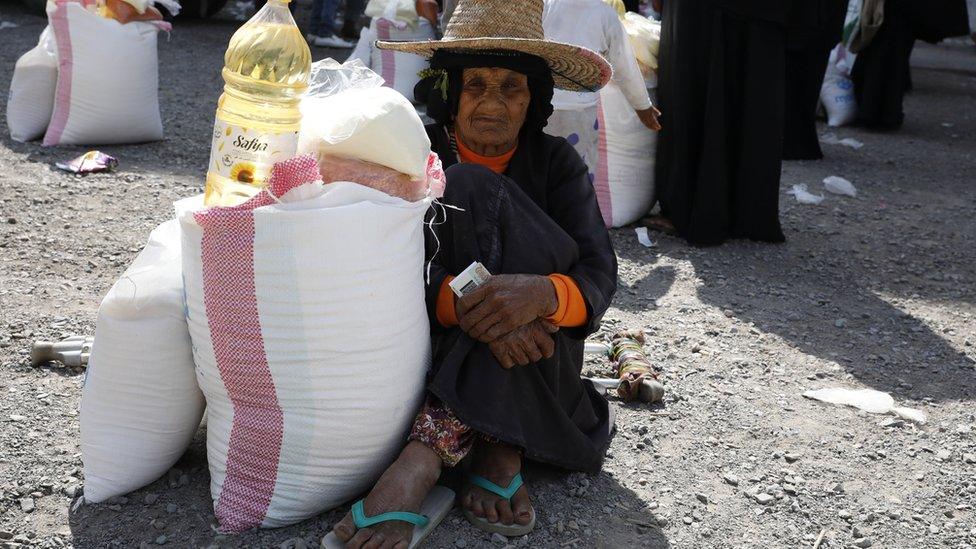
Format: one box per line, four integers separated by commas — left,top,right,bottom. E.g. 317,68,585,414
462,441,533,527
642,214,676,235
333,441,442,549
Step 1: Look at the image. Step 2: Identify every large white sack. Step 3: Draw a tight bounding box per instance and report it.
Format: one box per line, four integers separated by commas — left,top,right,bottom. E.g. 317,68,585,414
81,220,205,504
7,27,58,143
594,82,656,228
179,156,430,533
298,86,431,180
43,1,164,146
348,17,434,102
820,45,857,127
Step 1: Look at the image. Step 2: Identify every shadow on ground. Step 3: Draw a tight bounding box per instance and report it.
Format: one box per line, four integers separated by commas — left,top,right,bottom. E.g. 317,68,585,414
68,428,670,548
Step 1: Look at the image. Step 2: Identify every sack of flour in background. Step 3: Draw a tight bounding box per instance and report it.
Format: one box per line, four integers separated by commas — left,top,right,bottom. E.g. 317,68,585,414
178,156,431,532
592,83,656,228
820,44,857,127
81,220,205,503
349,0,435,101
43,0,166,146
7,27,58,143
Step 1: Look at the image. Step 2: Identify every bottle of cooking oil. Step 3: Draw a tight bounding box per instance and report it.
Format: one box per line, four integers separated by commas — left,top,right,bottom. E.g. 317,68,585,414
204,0,311,206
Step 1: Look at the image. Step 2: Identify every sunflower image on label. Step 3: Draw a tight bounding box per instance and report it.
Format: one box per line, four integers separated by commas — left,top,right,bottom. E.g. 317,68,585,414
204,118,299,206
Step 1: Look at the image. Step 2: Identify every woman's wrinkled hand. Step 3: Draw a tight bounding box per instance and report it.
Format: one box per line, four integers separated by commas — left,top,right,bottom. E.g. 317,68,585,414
488,320,559,369
636,106,662,131
456,274,558,343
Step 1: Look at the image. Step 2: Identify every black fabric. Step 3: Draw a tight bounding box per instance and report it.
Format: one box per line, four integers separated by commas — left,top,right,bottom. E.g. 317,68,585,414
851,0,970,130
623,0,639,12
654,0,787,246
423,125,618,472
414,50,555,132
783,0,849,160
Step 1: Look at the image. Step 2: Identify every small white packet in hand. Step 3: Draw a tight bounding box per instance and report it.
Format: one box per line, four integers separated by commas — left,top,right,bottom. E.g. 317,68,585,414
449,262,491,297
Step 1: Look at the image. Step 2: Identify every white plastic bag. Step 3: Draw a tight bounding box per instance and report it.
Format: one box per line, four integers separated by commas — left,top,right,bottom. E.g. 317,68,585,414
81,220,205,503
179,156,430,532
7,27,58,142
803,387,927,424
595,82,656,227
823,175,857,197
820,45,857,127
43,0,164,146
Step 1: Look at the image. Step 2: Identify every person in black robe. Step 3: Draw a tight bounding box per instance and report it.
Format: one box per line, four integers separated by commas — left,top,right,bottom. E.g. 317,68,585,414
783,0,849,160
651,0,789,246
330,1,622,545
851,0,971,130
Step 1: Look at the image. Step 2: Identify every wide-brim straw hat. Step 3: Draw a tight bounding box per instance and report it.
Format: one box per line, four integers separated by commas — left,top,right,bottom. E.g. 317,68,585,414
375,0,613,92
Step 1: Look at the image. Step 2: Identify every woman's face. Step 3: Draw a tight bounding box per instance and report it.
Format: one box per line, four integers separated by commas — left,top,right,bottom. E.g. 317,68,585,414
455,67,531,152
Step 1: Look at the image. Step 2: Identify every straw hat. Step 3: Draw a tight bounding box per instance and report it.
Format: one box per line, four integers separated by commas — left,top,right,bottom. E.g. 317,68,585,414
375,0,612,92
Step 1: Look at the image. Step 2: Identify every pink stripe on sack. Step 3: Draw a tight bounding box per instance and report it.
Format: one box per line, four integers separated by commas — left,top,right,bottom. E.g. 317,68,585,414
376,19,396,88
593,97,612,227
194,155,320,533
44,0,75,147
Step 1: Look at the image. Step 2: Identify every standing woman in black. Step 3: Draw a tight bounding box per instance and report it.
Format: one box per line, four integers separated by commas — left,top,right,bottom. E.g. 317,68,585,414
652,0,789,246
782,0,850,160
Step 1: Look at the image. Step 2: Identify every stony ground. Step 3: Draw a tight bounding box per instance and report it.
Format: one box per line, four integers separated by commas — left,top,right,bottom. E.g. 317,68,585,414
1,4,975,549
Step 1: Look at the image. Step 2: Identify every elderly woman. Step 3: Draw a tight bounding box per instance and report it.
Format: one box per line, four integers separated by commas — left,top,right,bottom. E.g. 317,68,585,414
329,0,618,547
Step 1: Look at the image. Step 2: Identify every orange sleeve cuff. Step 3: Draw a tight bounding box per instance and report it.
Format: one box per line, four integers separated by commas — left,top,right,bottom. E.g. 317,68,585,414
436,276,459,327
546,274,588,328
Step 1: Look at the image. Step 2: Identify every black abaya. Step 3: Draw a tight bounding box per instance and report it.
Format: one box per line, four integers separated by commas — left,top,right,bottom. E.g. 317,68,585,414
654,0,788,246
783,0,849,160
422,126,618,473
851,0,971,130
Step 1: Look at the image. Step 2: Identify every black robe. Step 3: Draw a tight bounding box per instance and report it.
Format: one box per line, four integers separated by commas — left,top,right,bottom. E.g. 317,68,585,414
852,0,971,129
422,125,618,473
783,0,849,160
654,0,788,246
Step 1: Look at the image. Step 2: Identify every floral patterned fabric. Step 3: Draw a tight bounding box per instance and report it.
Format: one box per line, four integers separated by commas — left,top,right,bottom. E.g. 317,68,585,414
409,395,476,466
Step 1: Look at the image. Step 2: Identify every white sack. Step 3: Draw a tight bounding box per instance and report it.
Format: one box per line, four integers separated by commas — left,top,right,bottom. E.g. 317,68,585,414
298,86,431,180
179,156,430,532
349,18,434,102
81,220,205,503
7,27,58,143
43,1,164,146
820,45,857,127
596,82,656,228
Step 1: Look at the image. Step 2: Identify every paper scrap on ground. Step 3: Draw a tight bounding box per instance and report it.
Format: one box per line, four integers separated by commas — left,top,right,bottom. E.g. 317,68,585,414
0,21,19,30
803,387,927,424
787,184,825,205
56,151,118,174
823,176,857,197
820,133,864,149
635,226,656,248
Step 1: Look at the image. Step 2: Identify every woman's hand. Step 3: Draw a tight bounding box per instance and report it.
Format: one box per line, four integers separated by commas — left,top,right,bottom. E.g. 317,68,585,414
416,0,439,26
456,274,558,343
488,321,559,369
636,106,662,131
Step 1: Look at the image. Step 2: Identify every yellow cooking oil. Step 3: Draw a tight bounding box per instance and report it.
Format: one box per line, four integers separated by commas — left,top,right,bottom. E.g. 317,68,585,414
204,0,311,206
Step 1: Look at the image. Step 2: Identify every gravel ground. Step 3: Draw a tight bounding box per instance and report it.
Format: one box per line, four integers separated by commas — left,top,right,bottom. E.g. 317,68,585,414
1,4,975,549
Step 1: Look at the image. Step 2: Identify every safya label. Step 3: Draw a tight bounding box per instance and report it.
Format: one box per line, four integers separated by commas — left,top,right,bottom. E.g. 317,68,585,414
207,118,298,186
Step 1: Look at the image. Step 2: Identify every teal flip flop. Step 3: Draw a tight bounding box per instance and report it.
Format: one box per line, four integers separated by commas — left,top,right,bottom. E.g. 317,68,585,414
463,472,536,537
321,486,455,549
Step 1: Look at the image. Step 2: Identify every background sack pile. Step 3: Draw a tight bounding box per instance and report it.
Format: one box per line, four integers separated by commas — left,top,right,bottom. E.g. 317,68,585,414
6,0,169,145
79,61,437,533
348,0,435,102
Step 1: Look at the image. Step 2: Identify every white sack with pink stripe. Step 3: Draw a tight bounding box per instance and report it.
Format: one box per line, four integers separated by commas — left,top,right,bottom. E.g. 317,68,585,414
42,1,164,146
347,12,434,102
178,156,431,533
596,82,656,228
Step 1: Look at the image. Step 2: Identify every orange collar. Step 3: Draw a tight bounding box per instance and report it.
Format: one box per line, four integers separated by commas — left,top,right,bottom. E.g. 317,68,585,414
455,131,516,175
